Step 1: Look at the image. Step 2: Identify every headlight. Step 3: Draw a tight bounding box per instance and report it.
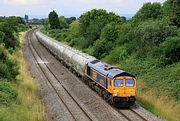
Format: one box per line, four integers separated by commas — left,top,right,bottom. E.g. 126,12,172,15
114,93,117,96
113,89,119,96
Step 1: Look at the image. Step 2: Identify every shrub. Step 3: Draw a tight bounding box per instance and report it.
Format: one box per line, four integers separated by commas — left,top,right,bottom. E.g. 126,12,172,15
100,23,119,42
103,44,133,64
133,2,162,22
160,36,180,64
70,37,88,49
0,45,19,81
0,80,18,106
92,39,113,59
116,23,133,45
133,20,177,55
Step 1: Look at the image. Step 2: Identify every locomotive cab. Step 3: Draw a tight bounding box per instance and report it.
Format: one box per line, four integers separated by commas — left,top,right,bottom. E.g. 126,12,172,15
86,59,136,107
109,76,136,106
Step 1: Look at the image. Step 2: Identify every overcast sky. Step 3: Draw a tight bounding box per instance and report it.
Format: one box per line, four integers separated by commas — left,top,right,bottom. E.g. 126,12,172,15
0,0,166,18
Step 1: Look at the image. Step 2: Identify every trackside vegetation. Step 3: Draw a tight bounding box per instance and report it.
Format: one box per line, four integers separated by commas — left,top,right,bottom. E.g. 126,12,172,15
0,17,46,120
42,0,180,120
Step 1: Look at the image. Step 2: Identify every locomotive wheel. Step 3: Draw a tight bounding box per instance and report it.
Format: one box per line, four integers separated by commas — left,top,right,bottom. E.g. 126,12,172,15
99,88,105,98
102,90,106,99
109,95,113,105
104,91,109,100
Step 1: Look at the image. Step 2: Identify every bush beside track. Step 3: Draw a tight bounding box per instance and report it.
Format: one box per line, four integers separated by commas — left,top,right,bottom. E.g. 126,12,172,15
0,17,46,121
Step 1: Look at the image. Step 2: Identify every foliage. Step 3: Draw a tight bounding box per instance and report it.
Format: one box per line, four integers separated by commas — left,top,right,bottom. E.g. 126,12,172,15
48,10,60,29
68,20,80,38
170,0,180,27
133,2,162,22
0,16,47,120
100,23,119,42
162,0,180,27
0,111,16,121
160,36,180,65
0,16,27,50
103,44,133,64
0,80,17,106
42,18,50,30
116,23,133,45
92,39,112,58
70,36,87,49
79,9,123,46
0,23,18,49
0,16,28,108
66,17,76,24
0,45,19,81
92,23,119,58
133,20,177,55
59,16,69,29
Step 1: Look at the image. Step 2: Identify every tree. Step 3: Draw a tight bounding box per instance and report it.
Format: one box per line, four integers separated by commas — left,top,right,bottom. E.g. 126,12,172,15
100,23,119,42
133,20,178,54
133,2,162,22
79,9,123,47
92,39,113,58
116,23,133,45
48,10,60,29
160,36,180,64
42,18,49,30
0,44,19,80
66,17,76,24
0,22,18,49
170,0,180,27
161,0,180,27
0,31,4,44
59,16,68,29
68,20,80,38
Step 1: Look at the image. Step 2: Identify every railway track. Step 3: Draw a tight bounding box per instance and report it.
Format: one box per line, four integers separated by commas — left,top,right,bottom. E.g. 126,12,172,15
26,29,155,121
27,29,96,121
130,108,148,121
117,108,148,121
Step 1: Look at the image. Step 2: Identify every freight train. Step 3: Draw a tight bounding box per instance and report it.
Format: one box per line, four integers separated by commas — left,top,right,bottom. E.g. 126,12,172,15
35,30,136,107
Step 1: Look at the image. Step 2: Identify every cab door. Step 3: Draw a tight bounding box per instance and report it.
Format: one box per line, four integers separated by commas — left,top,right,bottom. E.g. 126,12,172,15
108,78,114,94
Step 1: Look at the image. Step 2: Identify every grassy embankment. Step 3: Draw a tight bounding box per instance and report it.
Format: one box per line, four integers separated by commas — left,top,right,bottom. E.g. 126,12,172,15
0,32,47,121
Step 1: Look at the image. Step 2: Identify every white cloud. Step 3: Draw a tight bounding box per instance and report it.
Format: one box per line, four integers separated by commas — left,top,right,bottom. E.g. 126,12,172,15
3,0,41,5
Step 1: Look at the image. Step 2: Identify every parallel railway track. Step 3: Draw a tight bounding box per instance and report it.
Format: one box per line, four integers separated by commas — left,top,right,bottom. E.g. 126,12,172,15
27,29,96,121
